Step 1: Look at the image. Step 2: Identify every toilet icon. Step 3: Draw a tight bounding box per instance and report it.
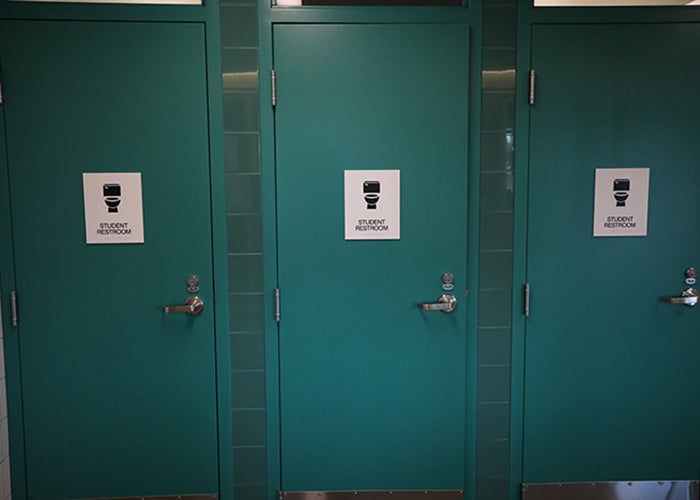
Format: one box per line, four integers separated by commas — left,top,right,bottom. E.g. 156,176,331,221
103,183,121,213
363,180,380,209
613,178,630,207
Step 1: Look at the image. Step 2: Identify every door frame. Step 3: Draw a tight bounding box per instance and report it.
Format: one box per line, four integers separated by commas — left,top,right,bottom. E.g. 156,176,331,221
258,3,482,499
0,3,231,499
512,4,700,499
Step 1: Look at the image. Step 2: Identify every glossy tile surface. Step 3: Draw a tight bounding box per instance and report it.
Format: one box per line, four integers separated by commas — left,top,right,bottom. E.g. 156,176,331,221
477,1,517,499
221,0,267,497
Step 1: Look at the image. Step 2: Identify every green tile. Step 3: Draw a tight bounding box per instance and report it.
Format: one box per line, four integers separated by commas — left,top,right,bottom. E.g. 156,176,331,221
483,5,517,48
480,211,513,251
478,290,512,328
480,172,514,211
231,333,265,371
479,251,513,290
479,0,516,494
476,477,510,500
223,92,260,132
228,214,263,254
232,446,267,484
226,173,261,214
482,91,515,133
481,131,514,173
229,293,265,333
477,365,511,402
232,409,267,446
220,5,258,48
228,254,264,294
482,49,516,91
222,49,259,91
477,402,510,442
478,329,511,366
483,47,516,73
233,484,267,500
476,439,510,477
224,134,260,174
231,370,266,408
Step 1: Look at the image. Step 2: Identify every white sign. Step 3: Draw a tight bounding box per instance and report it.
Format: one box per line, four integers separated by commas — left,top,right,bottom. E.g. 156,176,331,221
344,170,400,240
593,168,649,237
83,172,145,244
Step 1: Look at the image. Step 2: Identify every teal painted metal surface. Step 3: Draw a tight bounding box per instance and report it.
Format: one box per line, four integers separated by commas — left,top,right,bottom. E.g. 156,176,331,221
274,23,469,491
523,23,700,482
0,20,220,498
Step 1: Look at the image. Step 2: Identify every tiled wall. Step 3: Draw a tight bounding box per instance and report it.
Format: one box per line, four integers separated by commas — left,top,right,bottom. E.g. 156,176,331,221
476,1,516,499
220,2,268,499
0,317,11,500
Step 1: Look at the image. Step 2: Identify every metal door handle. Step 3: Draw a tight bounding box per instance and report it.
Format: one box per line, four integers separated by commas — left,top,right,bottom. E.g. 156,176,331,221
660,288,699,307
418,294,457,313
163,296,204,315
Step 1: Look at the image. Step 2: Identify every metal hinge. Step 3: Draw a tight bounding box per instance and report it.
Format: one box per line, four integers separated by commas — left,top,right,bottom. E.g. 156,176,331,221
10,290,18,326
524,283,530,317
271,70,277,108
274,288,281,322
529,69,536,106
0,74,4,104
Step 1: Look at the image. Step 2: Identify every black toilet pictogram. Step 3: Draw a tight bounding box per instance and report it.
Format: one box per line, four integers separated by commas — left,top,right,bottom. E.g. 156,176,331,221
103,183,122,213
363,180,380,209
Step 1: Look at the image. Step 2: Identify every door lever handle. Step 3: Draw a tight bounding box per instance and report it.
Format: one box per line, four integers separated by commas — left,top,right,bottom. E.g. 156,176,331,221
163,296,204,315
418,294,457,313
660,287,699,307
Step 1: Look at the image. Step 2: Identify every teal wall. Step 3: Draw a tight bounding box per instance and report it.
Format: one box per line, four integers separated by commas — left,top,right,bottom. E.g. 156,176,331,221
219,1,516,499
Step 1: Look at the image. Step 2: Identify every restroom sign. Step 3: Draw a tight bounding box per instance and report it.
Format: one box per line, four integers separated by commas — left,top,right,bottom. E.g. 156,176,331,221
83,172,145,244
593,168,649,237
344,170,400,240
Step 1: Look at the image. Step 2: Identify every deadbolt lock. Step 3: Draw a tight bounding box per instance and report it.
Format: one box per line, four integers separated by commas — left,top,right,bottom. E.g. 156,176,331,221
187,275,200,293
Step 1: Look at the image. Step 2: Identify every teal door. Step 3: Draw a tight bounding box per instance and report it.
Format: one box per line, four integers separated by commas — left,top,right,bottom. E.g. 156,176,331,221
274,24,470,491
524,23,700,482
0,21,219,498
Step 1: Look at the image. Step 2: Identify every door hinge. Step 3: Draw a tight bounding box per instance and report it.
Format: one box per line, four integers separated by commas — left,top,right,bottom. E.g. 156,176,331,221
0,74,4,104
274,287,281,322
10,290,18,326
271,70,277,108
524,283,530,317
529,69,536,106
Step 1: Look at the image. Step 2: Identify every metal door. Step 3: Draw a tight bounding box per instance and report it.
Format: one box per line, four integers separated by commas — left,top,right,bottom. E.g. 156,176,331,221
0,20,220,498
524,23,700,482
274,24,470,492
